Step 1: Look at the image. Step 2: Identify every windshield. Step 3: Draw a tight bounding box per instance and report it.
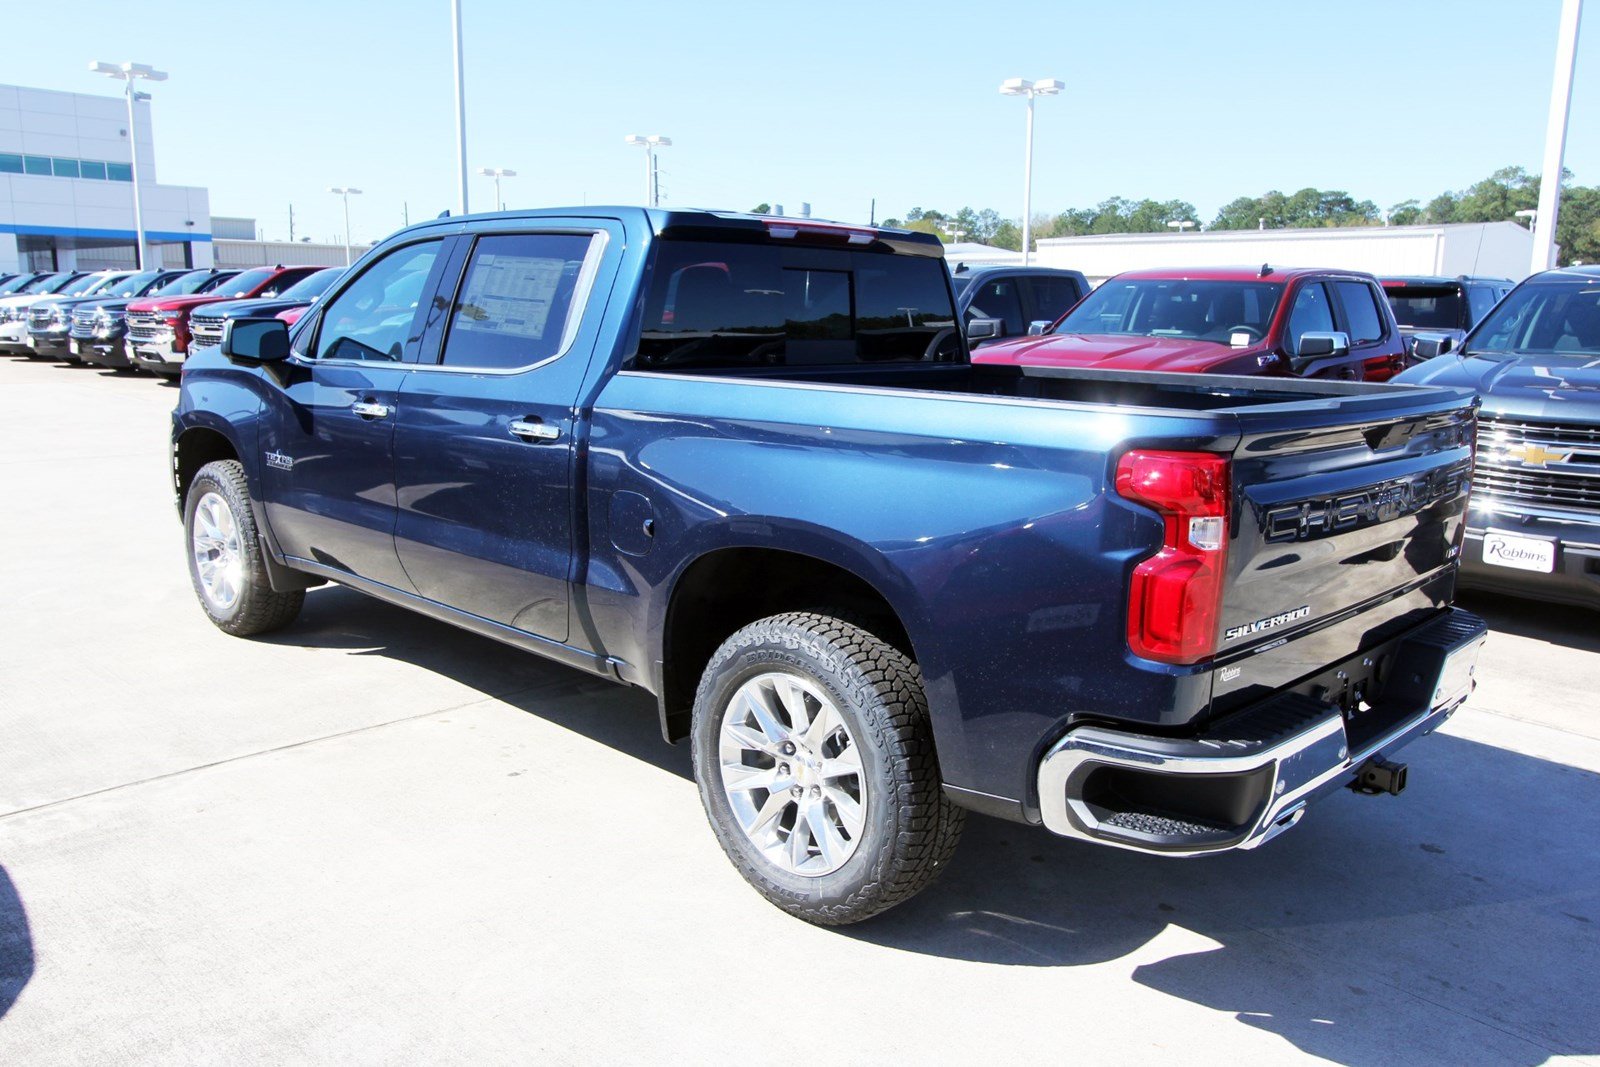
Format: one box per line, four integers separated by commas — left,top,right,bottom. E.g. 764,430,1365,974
1055,278,1285,343
154,271,232,297
0,275,34,294
280,268,341,300
1385,286,1463,330
209,268,275,299
81,273,131,296
950,274,974,295
632,239,960,369
1467,279,1600,357
30,274,85,294
105,271,169,298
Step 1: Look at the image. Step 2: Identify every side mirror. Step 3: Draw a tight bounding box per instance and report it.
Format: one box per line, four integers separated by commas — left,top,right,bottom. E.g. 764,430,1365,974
965,317,1002,341
220,317,290,364
1027,319,1053,336
1410,333,1455,361
1289,330,1350,373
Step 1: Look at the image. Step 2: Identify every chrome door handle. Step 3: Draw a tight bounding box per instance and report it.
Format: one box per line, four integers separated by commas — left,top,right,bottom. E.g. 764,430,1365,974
509,419,560,442
350,400,390,419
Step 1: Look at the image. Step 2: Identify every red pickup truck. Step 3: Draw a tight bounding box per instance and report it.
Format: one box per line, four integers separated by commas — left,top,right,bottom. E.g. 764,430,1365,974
974,266,1408,381
125,265,323,375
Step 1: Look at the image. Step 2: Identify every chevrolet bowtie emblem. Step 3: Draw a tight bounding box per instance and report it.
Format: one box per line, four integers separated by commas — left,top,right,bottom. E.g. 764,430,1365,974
1505,442,1570,467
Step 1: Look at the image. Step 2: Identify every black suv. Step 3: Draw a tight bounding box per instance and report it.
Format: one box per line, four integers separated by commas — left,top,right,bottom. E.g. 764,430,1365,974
1382,275,1513,358
951,265,1089,347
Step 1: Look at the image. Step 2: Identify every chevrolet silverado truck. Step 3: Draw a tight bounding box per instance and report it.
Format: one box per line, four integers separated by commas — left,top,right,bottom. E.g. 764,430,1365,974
0,272,87,352
1398,264,1600,609
173,208,1486,924
187,267,344,353
976,266,1409,382
77,269,238,370
22,270,134,355
28,270,181,360
127,265,321,375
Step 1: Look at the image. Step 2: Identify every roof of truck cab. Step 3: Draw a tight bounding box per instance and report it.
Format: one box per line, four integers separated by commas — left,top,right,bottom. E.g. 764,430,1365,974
1104,266,1376,283
379,206,945,253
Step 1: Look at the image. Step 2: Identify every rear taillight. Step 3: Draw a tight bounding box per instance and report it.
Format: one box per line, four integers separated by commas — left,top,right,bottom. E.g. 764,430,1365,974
1115,450,1230,665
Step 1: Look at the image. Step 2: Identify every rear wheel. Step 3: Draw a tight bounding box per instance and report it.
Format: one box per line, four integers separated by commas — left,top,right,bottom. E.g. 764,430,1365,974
184,459,304,636
691,612,963,924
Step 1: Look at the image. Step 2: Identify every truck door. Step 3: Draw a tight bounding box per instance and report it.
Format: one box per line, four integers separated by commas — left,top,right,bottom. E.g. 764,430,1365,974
258,237,452,590
392,223,619,643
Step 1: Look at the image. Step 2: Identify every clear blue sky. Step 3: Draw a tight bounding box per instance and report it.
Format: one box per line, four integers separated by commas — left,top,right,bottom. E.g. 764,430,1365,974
11,0,1597,244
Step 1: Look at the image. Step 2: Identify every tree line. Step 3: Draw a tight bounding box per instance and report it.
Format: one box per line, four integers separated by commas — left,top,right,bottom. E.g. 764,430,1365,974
875,166,1600,266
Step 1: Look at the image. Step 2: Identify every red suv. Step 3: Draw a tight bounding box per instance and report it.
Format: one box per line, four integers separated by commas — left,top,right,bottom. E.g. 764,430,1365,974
974,266,1408,381
125,265,325,375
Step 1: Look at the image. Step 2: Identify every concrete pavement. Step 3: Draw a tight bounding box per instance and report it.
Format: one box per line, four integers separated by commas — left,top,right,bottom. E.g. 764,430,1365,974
1,355,1597,1064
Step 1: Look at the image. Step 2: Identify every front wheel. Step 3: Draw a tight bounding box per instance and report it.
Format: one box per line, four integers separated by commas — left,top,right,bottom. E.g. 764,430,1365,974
184,459,304,636
691,612,964,925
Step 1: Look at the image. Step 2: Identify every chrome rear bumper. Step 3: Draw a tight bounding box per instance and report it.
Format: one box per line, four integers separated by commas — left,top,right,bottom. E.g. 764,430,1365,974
1037,609,1487,855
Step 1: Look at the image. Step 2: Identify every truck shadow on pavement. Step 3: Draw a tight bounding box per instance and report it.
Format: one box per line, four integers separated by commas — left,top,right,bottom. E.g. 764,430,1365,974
262,586,691,781
1457,591,1600,654
0,865,33,1020
271,586,1596,1064
850,735,1600,1064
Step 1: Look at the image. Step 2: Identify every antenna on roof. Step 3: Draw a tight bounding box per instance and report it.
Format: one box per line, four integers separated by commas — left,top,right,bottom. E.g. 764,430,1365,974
1259,263,1273,277
437,209,451,219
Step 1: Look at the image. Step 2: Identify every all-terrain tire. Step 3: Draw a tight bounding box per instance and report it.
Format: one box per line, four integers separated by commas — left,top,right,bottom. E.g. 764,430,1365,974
184,459,304,636
691,612,964,925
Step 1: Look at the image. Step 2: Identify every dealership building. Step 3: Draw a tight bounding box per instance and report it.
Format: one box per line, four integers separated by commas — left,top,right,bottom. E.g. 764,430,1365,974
0,82,212,274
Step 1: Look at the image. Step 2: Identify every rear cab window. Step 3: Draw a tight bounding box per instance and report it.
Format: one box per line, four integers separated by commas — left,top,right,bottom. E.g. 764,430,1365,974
629,239,960,370
1385,285,1464,330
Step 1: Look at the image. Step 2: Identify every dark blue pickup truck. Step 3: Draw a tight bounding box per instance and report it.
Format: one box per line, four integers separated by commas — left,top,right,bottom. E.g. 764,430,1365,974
1398,264,1600,610
173,207,1487,923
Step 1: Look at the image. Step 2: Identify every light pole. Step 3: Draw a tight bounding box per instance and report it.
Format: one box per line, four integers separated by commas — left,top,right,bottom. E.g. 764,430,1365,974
451,0,469,214
1167,220,1197,234
1532,0,1583,274
89,61,167,269
625,135,671,207
477,167,517,210
329,187,363,264
999,77,1062,265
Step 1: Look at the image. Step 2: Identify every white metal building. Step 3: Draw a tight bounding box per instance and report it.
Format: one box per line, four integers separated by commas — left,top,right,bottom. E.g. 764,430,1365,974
1034,222,1538,286
942,241,1025,269
0,83,211,273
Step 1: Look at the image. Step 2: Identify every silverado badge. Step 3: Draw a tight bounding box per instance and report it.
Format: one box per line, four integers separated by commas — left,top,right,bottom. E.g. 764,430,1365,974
1224,605,1311,642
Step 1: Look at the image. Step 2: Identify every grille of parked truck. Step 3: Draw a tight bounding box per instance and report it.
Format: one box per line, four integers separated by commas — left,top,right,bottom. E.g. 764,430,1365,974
171,208,1487,924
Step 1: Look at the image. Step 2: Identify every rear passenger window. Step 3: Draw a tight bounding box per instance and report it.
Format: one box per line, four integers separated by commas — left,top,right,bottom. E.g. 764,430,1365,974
1286,282,1335,341
1333,281,1386,345
1467,285,1501,324
440,233,595,370
1022,276,1083,323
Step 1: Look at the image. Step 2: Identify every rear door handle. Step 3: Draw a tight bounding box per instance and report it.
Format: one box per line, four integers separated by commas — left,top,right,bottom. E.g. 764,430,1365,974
351,400,390,419
509,418,560,442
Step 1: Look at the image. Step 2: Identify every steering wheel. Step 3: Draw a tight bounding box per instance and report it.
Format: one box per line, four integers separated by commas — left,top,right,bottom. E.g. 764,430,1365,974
1224,324,1264,342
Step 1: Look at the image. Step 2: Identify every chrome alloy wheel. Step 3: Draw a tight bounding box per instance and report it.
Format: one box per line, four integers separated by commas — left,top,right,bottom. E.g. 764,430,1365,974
191,491,243,612
718,671,866,876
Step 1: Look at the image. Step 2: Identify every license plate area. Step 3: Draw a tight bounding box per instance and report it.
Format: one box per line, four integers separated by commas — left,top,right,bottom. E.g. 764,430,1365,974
1482,531,1556,573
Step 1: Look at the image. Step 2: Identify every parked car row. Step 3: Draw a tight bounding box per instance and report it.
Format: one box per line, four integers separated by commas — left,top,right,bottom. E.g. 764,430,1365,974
0,264,341,375
7,242,1594,622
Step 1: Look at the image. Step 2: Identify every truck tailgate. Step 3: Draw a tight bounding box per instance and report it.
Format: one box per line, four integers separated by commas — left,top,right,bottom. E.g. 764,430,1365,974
1212,389,1477,714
